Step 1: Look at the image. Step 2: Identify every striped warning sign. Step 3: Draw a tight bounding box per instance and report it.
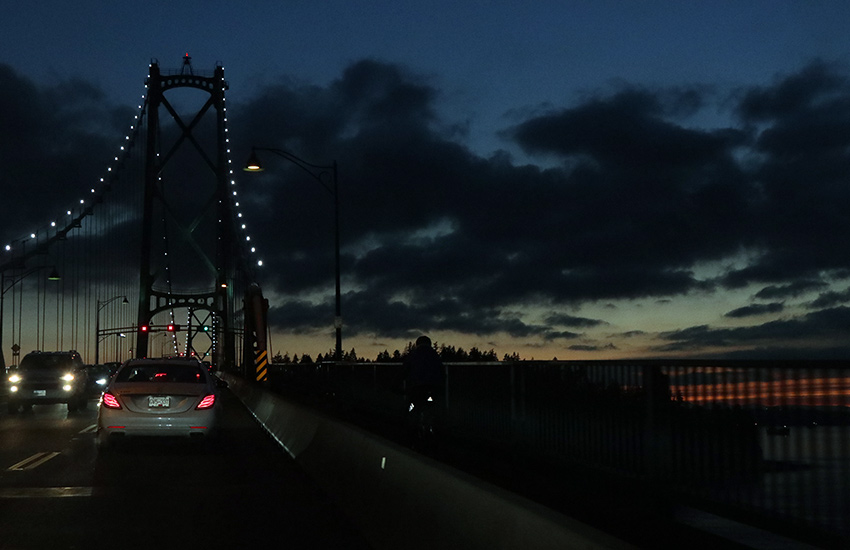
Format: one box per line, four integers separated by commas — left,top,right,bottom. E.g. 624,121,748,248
255,349,268,382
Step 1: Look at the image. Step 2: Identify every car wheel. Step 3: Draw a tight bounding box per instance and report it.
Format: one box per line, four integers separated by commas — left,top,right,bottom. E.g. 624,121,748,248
67,399,78,413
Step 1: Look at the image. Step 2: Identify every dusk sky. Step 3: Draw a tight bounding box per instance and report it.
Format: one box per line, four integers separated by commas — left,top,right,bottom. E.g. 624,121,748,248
3,2,850,360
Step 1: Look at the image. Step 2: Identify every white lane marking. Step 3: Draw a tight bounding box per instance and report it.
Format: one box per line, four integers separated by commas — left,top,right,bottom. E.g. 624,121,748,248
7,452,61,471
0,486,93,498
79,424,97,434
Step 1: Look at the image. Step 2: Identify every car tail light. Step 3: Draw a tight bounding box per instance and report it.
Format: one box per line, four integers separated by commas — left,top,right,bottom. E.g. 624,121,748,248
196,394,216,410
101,392,122,409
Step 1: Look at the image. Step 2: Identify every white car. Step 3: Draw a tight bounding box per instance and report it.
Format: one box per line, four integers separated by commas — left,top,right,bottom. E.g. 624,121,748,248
96,357,226,449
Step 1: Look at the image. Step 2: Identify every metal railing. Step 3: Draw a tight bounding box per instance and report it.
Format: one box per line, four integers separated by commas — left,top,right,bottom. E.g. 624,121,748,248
266,359,850,547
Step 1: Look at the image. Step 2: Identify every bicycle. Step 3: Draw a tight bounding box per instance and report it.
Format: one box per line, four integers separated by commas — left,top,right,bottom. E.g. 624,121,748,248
407,390,438,453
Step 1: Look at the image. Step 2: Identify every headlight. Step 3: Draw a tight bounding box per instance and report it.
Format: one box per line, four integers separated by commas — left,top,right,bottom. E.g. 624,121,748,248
8,374,21,383
61,373,75,382
96,378,108,386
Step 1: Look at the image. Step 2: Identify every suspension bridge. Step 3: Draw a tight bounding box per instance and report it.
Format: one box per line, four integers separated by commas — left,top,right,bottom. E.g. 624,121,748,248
2,56,849,549
0,54,268,378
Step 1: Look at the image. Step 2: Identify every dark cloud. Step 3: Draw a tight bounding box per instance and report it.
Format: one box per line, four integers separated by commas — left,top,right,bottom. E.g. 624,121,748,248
0,64,134,237
737,61,847,123
544,313,607,328
225,59,850,356
568,343,617,353
724,302,784,318
509,88,741,170
657,307,850,357
808,287,850,309
755,280,828,300
722,61,850,289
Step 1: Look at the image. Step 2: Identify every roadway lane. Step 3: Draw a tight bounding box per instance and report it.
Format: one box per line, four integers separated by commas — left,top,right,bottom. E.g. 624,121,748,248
0,390,372,549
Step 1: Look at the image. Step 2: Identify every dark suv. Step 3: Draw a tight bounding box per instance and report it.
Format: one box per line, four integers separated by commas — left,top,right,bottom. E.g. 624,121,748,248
7,351,88,413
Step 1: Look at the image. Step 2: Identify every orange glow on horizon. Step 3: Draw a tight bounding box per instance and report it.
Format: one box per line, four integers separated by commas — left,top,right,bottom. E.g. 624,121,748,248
670,376,850,408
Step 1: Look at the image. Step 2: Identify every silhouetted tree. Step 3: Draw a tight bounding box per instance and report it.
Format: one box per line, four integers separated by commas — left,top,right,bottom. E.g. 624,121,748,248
285,343,524,363
467,347,498,361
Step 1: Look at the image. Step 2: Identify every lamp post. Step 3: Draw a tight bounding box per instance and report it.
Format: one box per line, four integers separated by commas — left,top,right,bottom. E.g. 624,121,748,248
150,331,165,357
113,333,127,363
244,147,342,362
95,295,128,364
0,266,60,371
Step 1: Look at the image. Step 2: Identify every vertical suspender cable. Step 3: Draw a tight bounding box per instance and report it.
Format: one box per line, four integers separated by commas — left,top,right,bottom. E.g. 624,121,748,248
16,264,22,358
37,235,43,350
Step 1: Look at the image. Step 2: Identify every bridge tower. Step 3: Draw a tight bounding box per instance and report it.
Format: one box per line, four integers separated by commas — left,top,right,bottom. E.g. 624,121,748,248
135,55,242,367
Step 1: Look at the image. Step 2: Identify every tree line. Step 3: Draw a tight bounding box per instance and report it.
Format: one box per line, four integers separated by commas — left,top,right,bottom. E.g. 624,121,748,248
271,342,523,364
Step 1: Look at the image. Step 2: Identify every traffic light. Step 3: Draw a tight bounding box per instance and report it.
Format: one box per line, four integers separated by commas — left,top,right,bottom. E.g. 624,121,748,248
140,325,149,333
166,323,177,332
201,325,210,332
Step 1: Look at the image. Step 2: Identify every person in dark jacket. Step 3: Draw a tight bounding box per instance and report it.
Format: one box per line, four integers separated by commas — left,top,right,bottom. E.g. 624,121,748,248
403,335,444,409
402,336,444,450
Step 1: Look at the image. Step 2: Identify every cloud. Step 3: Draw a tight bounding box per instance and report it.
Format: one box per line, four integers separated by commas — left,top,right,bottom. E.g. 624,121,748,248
568,343,617,353
238,64,750,312
0,64,134,237
724,302,784,318
722,61,850,288
657,307,850,357
224,58,850,355
807,287,850,309
509,88,740,170
755,280,828,300
545,313,607,328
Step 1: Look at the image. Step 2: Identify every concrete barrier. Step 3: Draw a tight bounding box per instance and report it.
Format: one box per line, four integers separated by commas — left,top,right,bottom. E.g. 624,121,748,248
223,373,635,550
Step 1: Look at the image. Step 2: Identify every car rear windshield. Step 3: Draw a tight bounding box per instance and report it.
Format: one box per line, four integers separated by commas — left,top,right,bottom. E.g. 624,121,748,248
115,364,205,384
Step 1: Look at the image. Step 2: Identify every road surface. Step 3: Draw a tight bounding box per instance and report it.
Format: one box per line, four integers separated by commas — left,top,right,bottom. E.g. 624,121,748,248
0,390,372,549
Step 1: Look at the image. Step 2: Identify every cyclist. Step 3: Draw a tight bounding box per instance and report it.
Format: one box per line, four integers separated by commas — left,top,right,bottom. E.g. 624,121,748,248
402,335,445,450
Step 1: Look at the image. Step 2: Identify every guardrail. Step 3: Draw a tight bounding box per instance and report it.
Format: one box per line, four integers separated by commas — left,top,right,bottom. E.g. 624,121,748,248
223,372,635,550
264,359,850,548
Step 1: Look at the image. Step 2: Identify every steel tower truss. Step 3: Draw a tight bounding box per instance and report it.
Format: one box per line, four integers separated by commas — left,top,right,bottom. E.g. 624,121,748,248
136,56,238,366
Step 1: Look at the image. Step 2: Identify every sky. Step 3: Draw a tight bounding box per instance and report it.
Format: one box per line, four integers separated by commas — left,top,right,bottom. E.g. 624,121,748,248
2,1,850,361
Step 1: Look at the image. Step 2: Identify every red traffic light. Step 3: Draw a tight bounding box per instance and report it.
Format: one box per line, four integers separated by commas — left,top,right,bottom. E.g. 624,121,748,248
166,323,175,332
140,325,149,333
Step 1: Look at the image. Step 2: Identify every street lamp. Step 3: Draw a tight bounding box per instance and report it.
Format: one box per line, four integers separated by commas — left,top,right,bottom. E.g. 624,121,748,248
113,333,127,363
244,147,342,361
0,266,60,370
95,295,129,364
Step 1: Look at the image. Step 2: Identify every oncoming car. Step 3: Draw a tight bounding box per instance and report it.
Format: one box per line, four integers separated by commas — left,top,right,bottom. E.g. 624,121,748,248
96,357,227,449
84,362,122,396
7,351,88,413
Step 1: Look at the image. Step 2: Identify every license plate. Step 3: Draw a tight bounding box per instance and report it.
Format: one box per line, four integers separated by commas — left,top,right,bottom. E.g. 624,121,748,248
33,390,46,397
148,396,170,408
